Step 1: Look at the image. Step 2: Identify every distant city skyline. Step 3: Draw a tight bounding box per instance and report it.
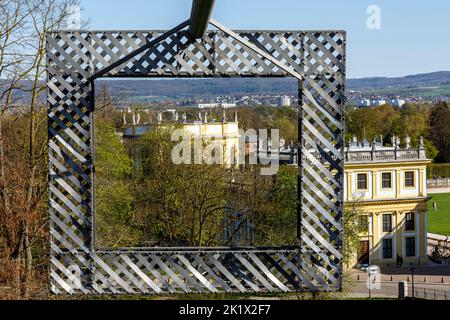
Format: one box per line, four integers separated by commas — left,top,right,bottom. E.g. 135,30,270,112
79,0,450,79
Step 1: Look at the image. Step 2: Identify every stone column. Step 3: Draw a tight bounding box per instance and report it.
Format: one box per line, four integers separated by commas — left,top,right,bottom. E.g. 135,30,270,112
396,170,401,198
372,170,377,199
419,168,425,196
347,172,352,201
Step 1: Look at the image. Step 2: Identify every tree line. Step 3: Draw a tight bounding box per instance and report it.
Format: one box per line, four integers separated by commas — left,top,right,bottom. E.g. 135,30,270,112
346,102,450,162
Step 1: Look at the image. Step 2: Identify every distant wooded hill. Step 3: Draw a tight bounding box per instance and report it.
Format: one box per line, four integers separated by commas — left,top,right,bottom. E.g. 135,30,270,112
347,71,450,90
2,71,450,104
95,71,450,99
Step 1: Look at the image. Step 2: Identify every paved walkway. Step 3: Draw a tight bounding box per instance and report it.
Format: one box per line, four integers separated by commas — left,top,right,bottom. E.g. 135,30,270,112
428,188,450,194
344,280,450,299
346,264,450,298
350,264,450,281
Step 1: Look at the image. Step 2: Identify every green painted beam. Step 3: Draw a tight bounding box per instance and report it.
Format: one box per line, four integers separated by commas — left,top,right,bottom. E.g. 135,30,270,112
189,0,216,39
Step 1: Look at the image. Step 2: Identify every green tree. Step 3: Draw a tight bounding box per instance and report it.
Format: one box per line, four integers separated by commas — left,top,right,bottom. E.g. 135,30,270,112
373,104,401,138
430,102,450,163
273,118,297,144
133,128,229,247
95,119,132,178
388,104,430,145
345,107,378,141
346,102,441,162
343,201,365,269
251,166,297,246
94,119,135,247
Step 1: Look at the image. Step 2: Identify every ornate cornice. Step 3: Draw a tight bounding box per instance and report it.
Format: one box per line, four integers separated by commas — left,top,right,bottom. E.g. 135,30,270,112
345,196,431,207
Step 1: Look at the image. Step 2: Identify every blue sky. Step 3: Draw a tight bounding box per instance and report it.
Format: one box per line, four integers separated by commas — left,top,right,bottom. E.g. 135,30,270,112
80,0,450,79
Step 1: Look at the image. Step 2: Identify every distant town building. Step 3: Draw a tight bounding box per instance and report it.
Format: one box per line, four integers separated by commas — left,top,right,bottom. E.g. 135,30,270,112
358,98,406,108
197,102,237,109
391,97,406,108
358,99,371,108
221,103,237,109
198,103,219,109
372,99,386,106
277,95,291,107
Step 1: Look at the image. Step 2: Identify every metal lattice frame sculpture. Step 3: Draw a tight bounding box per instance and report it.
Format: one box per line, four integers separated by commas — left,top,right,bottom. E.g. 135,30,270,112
47,18,346,295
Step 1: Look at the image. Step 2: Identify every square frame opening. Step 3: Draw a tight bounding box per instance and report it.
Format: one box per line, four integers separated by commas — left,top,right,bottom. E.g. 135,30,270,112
93,77,301,250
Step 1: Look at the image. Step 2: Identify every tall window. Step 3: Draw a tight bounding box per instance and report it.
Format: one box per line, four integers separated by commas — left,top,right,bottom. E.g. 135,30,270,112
406,237,416,257
405,212,415,231
357,173,368,190
405,171,415,188
383,238,393,259
382,172,392,189
382,214,392,233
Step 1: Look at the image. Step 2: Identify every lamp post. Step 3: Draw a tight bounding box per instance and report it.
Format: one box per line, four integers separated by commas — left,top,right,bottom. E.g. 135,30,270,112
409,267,416,299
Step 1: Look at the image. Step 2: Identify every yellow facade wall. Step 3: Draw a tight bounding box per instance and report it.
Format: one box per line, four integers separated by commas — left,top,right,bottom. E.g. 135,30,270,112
345,160,430,266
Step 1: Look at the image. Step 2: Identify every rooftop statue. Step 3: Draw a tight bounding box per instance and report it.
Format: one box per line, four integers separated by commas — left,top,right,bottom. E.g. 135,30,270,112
391,135,397,148
280,137,286,149
136,112,141,125
405,135,411,149
157,112,162,125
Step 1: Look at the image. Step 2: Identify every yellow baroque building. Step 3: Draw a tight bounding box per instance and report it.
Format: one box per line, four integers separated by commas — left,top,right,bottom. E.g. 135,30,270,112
344,137,431,267
181,120,241,166
122,111,241,166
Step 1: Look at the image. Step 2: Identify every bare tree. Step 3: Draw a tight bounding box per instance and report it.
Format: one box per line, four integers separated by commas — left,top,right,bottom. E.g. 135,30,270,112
0,0,84,299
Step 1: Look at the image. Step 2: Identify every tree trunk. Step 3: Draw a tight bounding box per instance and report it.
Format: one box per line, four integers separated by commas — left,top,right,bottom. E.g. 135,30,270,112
24,224,32,298
15,231,24,298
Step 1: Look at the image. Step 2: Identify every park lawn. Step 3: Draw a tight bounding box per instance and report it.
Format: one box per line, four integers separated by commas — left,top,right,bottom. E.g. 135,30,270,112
428,193,450,236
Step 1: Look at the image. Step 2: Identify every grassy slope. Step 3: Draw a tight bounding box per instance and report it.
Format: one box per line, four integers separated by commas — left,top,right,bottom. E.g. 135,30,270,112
428,193,450,236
